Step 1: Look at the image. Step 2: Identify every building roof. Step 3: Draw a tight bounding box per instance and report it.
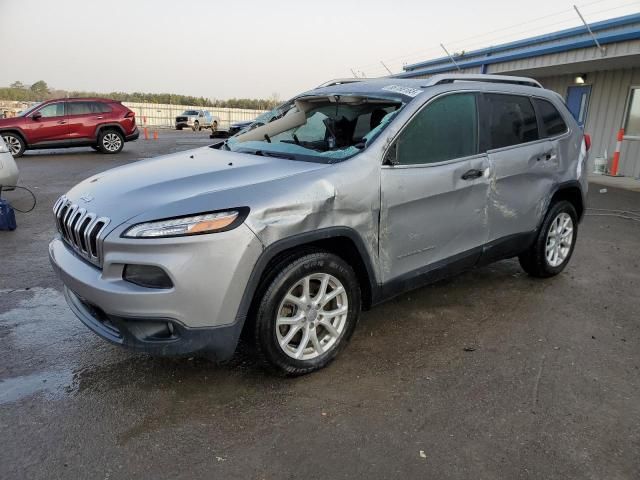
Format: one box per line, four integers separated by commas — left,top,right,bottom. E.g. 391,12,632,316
398,13,640,78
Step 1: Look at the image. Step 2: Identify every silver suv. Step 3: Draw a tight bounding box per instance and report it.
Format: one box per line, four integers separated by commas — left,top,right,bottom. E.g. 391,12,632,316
49,75,588,375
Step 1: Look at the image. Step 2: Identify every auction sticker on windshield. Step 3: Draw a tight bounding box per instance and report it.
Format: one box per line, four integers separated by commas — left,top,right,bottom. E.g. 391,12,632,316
381,85,423,97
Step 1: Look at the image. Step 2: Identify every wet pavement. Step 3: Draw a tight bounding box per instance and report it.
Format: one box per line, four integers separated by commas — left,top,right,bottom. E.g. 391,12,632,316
1,133,639,479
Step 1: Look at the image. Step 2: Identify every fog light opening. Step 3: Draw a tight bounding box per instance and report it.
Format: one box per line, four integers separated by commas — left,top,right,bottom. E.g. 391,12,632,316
123,264,174,289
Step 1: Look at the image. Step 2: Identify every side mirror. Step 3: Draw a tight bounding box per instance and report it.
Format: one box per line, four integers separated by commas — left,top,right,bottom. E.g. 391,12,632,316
32,112,42,121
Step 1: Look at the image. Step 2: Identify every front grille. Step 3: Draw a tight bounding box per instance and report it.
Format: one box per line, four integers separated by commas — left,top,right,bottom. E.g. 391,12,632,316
53,195,110,267
176,116,187,122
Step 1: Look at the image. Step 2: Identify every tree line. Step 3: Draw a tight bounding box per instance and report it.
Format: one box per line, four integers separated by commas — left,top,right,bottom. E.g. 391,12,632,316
0,80,280,110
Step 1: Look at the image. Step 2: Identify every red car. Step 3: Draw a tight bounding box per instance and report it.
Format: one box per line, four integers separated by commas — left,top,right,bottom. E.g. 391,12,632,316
0,98,139,157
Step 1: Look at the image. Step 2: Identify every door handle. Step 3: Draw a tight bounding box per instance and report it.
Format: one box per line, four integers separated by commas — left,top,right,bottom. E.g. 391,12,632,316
96,116,103,119
461,169,483,180
57,120,67,125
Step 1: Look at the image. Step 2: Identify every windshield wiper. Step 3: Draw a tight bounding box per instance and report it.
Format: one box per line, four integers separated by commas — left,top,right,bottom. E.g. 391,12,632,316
250,150,295,160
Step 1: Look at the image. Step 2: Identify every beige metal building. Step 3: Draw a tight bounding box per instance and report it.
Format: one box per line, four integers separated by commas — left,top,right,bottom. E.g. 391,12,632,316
397,13,640,178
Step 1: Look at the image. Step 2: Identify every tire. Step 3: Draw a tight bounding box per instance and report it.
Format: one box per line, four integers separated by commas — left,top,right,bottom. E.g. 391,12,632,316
2,133,26,157
176,126,183,131
212,120,218,133
254,251,361,376
518,200,578,278
97,129,124,154
193,121,200,132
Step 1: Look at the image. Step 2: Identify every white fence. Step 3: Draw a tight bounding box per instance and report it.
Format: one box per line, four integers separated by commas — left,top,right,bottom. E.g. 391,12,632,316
123,102,267,129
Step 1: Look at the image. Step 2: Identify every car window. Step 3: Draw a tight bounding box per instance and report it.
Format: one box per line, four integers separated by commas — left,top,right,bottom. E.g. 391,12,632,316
395,92,478,165
67,102,93,115
37,103,64,118
533,98,567,137
482,93,539,150
95,102,112,113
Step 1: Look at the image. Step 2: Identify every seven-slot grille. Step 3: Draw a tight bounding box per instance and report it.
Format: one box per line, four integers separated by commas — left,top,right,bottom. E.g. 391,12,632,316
53,195,110,267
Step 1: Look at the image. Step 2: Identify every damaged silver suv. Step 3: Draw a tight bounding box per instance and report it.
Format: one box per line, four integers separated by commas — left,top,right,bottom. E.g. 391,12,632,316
49,74,588,375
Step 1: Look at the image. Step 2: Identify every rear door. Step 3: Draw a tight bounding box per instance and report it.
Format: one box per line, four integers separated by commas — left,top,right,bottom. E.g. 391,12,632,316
380,91,490,283
25,102,68,144
67,101,110,141
481,93,555,243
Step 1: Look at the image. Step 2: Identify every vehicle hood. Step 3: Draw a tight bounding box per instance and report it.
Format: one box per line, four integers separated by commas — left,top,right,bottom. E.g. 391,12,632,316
63,146,329,228
0,116,26,128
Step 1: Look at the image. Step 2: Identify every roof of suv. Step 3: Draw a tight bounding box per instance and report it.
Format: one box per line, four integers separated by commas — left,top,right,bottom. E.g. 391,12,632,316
42,97,120,103
307,74,545,101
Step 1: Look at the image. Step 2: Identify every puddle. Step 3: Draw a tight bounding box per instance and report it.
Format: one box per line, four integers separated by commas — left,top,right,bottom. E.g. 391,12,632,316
0,369,74,405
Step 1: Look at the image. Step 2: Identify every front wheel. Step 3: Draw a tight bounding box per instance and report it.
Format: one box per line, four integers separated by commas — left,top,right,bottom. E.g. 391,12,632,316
254,252,361,376
2,133,25,157
519,200,578,277
98,129,124,154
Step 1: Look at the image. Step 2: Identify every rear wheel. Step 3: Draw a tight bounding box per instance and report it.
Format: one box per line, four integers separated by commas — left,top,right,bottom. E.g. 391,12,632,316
519,200,578,277
2,133,25,157
254,251,361,376
193,121,200,132
176,125,183,131
98,129,124,154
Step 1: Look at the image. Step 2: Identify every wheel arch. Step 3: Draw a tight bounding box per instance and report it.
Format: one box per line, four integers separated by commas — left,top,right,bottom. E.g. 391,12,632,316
237,227,378,337
0,128,28,146
548,181,584,222
95,123,125,140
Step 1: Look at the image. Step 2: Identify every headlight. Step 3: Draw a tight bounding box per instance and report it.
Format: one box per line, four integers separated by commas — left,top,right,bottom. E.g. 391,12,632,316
122,209,247,238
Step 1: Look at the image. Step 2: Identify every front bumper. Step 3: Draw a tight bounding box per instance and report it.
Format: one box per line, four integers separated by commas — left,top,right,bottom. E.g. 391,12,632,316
63,286,242,359
49,223,263,358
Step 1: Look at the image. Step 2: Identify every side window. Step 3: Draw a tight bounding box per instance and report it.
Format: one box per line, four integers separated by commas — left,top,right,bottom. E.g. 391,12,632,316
533,98,567,137
67,102,93,115
483,94,539,150
92,102,111,113
395,93,478,165
37,103,64,118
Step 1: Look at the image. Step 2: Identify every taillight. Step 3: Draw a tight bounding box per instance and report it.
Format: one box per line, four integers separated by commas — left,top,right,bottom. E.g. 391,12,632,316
584,134,591,151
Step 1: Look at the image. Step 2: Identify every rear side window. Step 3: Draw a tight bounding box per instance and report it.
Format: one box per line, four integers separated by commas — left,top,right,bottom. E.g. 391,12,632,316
396,92,478,165
533,98,567,137
68,101,111,115
67,102,92,115
482,93,539,150
95,102,112,113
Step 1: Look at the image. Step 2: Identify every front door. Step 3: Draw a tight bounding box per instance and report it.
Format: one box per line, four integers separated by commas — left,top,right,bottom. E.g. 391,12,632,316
566,85,591,128
380,92,490,283
25,101,69,144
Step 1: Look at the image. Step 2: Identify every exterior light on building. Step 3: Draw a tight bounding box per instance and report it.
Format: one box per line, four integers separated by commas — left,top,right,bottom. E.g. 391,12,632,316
575,74,586,84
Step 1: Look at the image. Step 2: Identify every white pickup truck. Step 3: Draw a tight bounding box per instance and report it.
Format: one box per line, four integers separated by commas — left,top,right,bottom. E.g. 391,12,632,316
174,110,221,132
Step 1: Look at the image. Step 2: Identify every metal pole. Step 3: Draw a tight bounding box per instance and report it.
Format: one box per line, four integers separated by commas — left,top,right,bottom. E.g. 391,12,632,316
573,5,606,55
380,61,393,76
440,43,462,72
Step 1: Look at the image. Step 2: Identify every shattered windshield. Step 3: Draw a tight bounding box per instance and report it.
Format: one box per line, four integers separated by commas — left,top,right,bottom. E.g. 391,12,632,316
225,95,403,163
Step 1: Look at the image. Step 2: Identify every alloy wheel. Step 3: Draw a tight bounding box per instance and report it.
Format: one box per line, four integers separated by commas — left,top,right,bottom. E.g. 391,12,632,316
2,135,22,155
275,273,349,360
102,133,122,152
545,212,573,267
